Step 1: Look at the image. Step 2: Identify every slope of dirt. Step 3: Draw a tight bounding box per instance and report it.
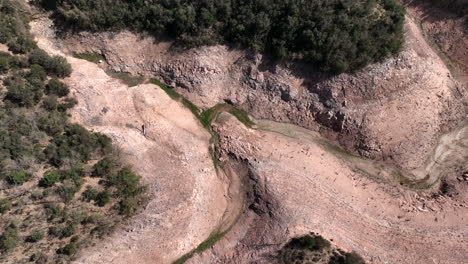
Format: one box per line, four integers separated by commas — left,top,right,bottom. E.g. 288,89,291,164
60,17,467,174
29,18,232,264
403,0,468,83
188,113,468,264
27,6,468,264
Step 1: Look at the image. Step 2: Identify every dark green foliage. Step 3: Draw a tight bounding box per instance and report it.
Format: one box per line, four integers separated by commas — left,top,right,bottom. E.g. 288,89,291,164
277,234,366,264
286,234,331,252
43,0,405,73
57,97,77,112
0,223,20,251
108,167,144,198
95,190,111,207
60,223,76,238
28,64,48,81
26,231,44,243
118,197,138,215
40,170,62,187
38,110,68,135
47,56,72,77
329,251,366,264
0,52,12,74
8,34,37,54
57,242,77,255
0,199,12,214
81,186,99,202
29,252,46,262
6,169,32,185
29,49,72,77
0,1,147,261
56,180,81,202
42,95,59,111
44,124,112,167
92,157,116,177
4,77,43,107
44,203,64,220
46,78,70,97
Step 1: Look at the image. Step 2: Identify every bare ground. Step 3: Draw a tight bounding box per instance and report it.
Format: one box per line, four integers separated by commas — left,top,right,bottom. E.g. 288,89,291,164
27,10,468,264
189,113,468,264
30,18,238,264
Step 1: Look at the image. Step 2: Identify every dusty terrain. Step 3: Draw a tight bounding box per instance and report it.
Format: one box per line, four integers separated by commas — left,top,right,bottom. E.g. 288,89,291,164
187,114,468,264
30,19,236,264
403,0,468,83
61,17,467,173
28,5,468,264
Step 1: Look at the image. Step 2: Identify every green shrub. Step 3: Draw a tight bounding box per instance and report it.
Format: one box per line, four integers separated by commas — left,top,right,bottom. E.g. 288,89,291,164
44,124,112,167
119,197,140,216
29,49,50,65
0,223,20,251
0,52,12,73
5,80,42,107
81,214,101,225
26,230,44,243
45,0,405,73
47,56,72,77
46,78,70,97
286,234,331,252
60,223,76,238
29,252,46,262
329,251,366,264
8,35,37,54
57,242,77,255
0,199,12,214
28,49,72,77
28,64,47,81
56,180,81,203
42,95,59,111
95,190,111,207
40,170,62,187
6,169,32,185
44,203,64,220
57,97,78,112
92,157,116,177
109,167,145,198
38,110,68,135
81,186,99,202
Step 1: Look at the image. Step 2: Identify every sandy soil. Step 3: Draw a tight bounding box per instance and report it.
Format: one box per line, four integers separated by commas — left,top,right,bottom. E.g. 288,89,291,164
191,113,468,264
60,17,467,174
27,10,468,264
30,19,232,264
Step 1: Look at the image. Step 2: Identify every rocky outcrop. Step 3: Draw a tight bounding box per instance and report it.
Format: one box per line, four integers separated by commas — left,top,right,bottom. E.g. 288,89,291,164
61,17,467,172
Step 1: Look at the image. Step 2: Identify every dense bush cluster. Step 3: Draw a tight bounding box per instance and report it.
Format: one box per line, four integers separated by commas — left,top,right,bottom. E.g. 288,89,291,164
40,0,405,73
0,1,147,262
277,233,366,264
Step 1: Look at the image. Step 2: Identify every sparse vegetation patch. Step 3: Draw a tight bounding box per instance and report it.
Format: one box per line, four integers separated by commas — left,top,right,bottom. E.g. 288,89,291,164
0,1,148,263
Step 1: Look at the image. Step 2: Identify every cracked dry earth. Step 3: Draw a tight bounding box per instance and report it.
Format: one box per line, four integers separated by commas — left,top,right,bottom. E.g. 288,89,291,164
30,14,468,264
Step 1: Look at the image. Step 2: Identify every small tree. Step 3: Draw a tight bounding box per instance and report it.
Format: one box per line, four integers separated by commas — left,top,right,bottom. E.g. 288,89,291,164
46,78,70,97
0,199,12,214
26,230,44,243
7,170,32,185
39,170,62,187
0,223,20,251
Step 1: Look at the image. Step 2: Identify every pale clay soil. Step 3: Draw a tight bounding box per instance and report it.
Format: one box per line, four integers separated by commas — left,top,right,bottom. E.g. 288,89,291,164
29,9,468,264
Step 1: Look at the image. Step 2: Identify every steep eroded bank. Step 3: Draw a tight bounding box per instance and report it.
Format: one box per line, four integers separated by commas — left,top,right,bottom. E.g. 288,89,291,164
60,17,467,174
